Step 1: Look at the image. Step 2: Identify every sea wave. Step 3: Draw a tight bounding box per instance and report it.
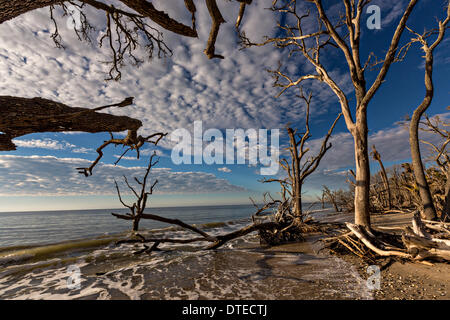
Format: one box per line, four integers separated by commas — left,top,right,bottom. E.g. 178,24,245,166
0,210,373,300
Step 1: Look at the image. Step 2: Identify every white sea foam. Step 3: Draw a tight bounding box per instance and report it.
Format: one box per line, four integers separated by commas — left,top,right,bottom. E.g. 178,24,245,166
0,208,372,300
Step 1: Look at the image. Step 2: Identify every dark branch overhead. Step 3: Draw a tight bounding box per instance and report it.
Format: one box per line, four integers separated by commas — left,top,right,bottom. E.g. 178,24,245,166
0,0,254,62
0,95,142,151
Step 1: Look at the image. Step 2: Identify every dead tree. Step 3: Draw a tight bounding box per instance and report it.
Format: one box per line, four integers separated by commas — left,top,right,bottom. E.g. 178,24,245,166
112,152,163,231
262,88,341,224
112,158,345,250
112,152,281,250
420,114,450,220
241,0,421,228
322,186,341,213
406,4,450,220
0,95,168,175
371,145,392,210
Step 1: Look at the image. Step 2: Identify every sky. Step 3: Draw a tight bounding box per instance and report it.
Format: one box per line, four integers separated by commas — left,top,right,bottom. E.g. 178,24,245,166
0,0,449,212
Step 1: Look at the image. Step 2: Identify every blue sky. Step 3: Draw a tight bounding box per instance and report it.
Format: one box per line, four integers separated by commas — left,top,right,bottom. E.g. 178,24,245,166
0,0,449,212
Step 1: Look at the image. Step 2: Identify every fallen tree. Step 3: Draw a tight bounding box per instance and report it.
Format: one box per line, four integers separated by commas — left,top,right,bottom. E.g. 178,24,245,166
323,211,450,263
112,147,342,254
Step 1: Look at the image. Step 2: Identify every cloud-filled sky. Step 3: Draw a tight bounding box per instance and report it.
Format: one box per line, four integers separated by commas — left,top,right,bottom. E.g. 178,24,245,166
0,0,448,211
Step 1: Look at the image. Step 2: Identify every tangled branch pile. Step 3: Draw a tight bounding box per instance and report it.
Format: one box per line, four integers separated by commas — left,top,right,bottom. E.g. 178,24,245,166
323,212,450,263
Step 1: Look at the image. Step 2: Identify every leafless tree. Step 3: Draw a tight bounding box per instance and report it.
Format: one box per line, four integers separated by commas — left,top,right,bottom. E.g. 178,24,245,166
371,145,392,210
112,151,282,250
0,96,138,150
112,152,159,231
322,185,342,213
240,0,422,228
0,95,167,175
420,114,450,219
262,88,341,224
405,3,450,220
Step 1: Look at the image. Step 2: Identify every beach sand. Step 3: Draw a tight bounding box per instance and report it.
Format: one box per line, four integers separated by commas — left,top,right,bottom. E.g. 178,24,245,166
320,211,450,300
0,211,448,300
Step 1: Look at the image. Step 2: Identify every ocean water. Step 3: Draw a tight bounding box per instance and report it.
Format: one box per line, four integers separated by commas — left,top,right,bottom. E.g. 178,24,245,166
0,204,259,248
0,204,372,300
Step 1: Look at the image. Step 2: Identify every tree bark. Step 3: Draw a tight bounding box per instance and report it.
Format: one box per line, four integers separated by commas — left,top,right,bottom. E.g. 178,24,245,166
0,96,142,151
132,217,140,232
372,145,392,209
0,0,60,24
353,111,371,228
409,50,438,220
444,170,450,219
287,127,302,220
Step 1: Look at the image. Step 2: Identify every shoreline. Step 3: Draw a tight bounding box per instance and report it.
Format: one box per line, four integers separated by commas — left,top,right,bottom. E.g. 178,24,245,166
320,212,450,300
339,253,449,300
0,210,448,300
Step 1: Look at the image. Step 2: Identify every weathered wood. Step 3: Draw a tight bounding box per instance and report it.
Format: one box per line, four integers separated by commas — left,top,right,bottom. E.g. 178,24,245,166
139,213,217,241
346,223,411,258
371,145,392,209
0,96,142,151
412,211,432,239
206,222,279,250
408,3,450,220
402,233,450,261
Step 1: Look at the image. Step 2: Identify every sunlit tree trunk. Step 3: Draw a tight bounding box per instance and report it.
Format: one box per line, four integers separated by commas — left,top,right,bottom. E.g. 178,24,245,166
353,111,371,227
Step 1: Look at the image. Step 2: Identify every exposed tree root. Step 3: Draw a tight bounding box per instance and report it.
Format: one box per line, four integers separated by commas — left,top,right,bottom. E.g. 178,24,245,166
322,211,450,263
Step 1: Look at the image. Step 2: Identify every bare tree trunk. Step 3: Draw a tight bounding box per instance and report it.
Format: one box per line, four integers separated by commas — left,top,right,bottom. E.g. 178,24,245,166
287,127,302,221
295,185,302,220
0,96,141,151
408,4,450,219
132,217,140,232
409,58,437,220
371,145,392,209
444,170,450,219
410,113,437,220
353,113,371,228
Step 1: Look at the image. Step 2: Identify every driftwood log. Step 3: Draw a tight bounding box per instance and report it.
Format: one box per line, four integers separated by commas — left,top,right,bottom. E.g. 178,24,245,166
115,221,280,253
335,212,450,263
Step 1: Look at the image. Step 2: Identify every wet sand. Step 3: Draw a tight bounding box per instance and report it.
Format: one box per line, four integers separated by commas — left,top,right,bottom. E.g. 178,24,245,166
0,232,372,299
324,211,450,300
0,211,448,300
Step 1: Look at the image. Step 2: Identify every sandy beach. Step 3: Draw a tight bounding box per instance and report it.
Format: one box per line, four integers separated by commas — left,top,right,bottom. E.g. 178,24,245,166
0,210,448,300
321,211,450,300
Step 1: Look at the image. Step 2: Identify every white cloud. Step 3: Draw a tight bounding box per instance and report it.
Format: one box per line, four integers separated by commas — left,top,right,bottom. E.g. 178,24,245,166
0,0,348,146
0,155,246,196
72,147,94,154
113,155,139,161
218,167,232,173
11,138,94,154
296,113,450,172
12,138,68,150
